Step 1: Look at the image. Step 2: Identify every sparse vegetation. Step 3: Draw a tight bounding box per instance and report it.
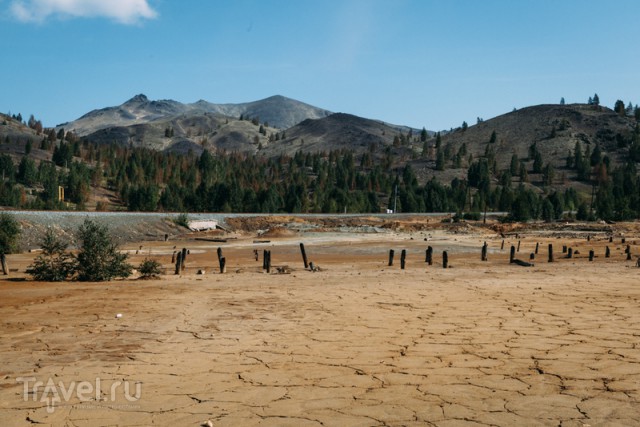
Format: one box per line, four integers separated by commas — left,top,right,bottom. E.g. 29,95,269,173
0,213,20,255
75,219,132,281
26,229,74,281
138,258,162,279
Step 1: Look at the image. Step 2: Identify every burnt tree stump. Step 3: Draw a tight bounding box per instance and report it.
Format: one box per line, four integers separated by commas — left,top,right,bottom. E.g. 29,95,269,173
605,246,611,258
300,243,309,269
548,244,554,263
481,242,488,261
510,245,516,264
388,249,395,266
426,246,433,265
443,251,448,269
589,250,594,262
401,249,406,270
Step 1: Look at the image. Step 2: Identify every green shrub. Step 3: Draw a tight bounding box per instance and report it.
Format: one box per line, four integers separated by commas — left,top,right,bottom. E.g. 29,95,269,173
0,213,20,254
26,229,74,281
138,258,162,279
75,219,132,281
173,212,189,228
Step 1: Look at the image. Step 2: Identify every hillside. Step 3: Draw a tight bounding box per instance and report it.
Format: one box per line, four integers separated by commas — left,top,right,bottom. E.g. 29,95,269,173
58,94,332,135
2,100,639,218
407,103,638,187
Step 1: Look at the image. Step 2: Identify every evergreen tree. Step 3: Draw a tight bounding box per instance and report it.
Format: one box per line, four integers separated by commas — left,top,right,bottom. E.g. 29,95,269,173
74,219,132,281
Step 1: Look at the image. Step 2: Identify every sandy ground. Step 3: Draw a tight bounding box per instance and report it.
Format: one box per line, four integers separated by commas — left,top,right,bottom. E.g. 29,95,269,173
1,228,640,426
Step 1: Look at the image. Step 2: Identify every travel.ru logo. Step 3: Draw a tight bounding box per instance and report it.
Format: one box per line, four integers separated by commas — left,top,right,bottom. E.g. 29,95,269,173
16,376,142,413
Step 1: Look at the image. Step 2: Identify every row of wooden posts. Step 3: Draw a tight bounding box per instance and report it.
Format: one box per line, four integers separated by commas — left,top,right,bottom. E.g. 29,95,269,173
171,243,317,274
169,237,636,274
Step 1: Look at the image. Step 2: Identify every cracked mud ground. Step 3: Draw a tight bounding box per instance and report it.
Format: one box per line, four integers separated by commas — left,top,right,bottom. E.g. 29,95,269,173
1,233,639,426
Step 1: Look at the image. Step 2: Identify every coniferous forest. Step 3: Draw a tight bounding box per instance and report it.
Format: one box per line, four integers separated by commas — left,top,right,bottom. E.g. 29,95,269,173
1,100,640,222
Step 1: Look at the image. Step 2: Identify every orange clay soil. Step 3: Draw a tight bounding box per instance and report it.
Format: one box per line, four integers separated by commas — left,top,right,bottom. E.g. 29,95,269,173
1,227,639,426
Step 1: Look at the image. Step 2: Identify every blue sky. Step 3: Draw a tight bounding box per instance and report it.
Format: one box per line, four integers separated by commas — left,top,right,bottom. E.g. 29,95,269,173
1,0,639,131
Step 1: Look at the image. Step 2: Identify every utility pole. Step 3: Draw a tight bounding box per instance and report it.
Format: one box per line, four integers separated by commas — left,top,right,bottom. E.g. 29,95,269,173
393,184,398,213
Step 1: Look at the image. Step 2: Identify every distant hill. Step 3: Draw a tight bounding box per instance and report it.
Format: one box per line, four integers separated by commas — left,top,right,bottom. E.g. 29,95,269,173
261,113,406,157
58,94,332,135
408,103,638,187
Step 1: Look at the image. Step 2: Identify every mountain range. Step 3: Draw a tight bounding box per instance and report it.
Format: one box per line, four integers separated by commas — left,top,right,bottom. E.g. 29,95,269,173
3,94,639,194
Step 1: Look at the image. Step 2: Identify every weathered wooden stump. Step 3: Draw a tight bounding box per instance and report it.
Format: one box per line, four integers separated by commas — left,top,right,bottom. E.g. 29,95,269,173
443,251,448,269
220,257,226,274
264,250,271,273
567,247,573,259
171,251,176,264
530,253,535,260
587,235,591,242
548,244,554,263
174,252,182,275
535,242,539,254
605,246,611,258
253,249,259,261
510,245,516,264
181,247,188,264
217,247,224,272
481,242,488,261
426,246,433,265
513,259,534,267
609,236,613,243
388,249,395,266
300,243,309,269
164,233,169,242
517,240,521,252
622,238,626,244
562,245,567,253
501,240,505,250
401,249,406,270
627,245,632,261
589,250,594,262
1,253,8,276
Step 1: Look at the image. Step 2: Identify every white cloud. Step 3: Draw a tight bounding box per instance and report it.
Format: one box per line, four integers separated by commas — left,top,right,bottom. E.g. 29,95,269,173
10,0,157,24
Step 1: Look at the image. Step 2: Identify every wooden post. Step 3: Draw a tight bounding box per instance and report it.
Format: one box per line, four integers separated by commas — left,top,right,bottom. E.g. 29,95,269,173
535,242,539,254
300,243,309,269
388,249,395,266
217,247,224,272
266,250,271,273
605,246,610,258
530,253,535,261
443,251,448,269
174,251,182,275
510,245,516,263
627,245,632,261
171,251,176,264
562,245,567,253
181,247,188,265
501,240,504,250
517,240,521,252
1,253,7,276
622,238,626,244
589,250,594,262
548,244,554,263
220,257,226,274
426,246,433,266
263,250,268,271
609,236,613,243
481,242,488,261
587,235,591,242
164,233,169,242
400,249,406,270
309,261,315,272
567,247,573,259
253,249,259,261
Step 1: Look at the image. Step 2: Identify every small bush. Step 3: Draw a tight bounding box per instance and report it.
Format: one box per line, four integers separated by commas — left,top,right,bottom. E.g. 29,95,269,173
138,258,162,279
26,229,74,281
75,219,132,281
173,212,189,228
0,213,20,254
